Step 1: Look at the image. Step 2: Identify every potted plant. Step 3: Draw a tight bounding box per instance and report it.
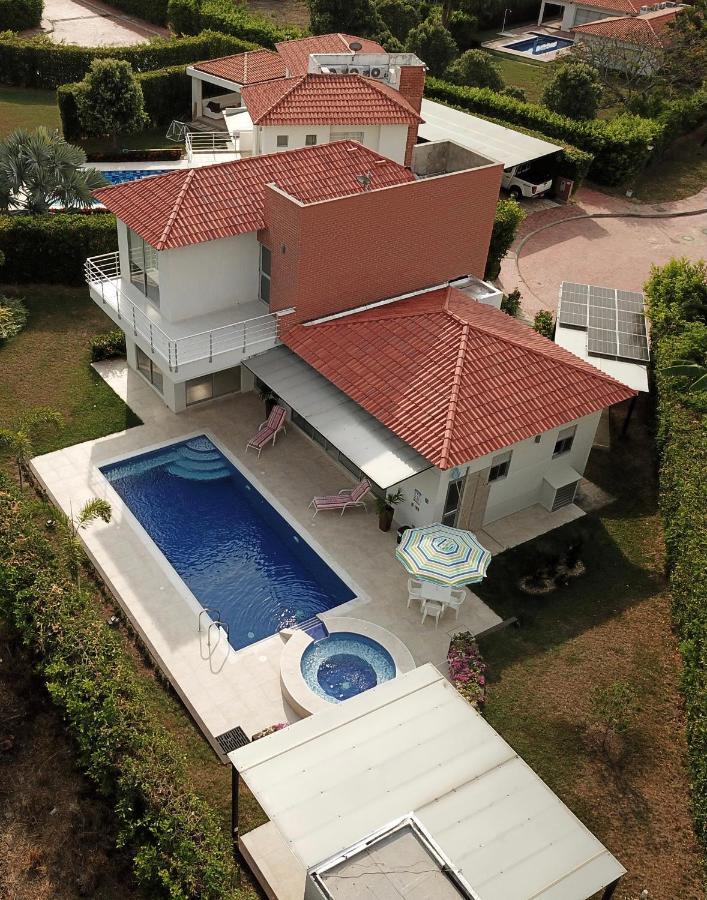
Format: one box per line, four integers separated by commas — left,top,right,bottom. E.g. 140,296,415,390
375,489,405,532
258,386,278,416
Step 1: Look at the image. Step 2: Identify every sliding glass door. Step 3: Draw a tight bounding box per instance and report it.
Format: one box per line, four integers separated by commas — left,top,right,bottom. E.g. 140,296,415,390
127,228,160,307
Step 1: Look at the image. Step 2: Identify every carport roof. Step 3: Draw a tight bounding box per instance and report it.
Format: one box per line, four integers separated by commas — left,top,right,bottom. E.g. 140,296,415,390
418,99,563,168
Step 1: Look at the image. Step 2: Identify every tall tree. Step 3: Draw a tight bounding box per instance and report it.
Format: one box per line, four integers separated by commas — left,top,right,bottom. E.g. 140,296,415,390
542,61,602,120
76,59,149,148
376,0,420,42
307,0,384,36
406,18,458,75
446,49,504,89
0,128,106,213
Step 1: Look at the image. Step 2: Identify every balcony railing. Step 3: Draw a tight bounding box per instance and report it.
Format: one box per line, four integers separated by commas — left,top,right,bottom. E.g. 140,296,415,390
185,131,236,163
85,252,278,372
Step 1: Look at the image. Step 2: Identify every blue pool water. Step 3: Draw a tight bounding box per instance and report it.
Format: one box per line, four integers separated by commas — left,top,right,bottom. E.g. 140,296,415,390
100,169,170,185
301,633,395,703
505,33,574,55
101,436,355,650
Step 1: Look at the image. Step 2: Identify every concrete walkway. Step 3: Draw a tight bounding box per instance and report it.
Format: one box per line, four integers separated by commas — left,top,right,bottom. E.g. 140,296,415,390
499,185,707,317
23,0,168,46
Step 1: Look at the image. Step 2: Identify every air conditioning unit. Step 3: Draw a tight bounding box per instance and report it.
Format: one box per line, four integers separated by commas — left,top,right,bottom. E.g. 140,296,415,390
349,66,370,76
369,66,390,80
639,5,649,11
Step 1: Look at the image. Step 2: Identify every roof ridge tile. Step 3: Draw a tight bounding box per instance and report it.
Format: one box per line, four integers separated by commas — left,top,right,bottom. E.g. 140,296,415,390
156,167,195,250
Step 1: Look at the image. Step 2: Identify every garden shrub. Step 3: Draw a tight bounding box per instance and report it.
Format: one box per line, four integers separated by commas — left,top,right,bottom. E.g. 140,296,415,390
108,0,169,25
645,258,707,852
0,213,117,284
447,632,487,709
533,309,554,338
424,77,664,185
60,64,191,140
168,0,202,35
0,0,42,31
485,199,525,281
0,30,258,89
198,0,304,48
0,296,28,341
0,478,245,898
90,329,126,361
75,59,150,145
501,288,521,317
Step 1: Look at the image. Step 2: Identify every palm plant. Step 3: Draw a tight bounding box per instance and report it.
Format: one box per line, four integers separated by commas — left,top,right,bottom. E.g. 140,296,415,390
61,497,112,588
664,359,707,393
0,407,62,489
0,127,107,213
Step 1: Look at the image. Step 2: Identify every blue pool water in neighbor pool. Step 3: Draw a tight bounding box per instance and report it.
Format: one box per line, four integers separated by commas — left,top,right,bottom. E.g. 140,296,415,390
100,169,170,185
301,633,396,703
504,33,574,55
101,436,355,650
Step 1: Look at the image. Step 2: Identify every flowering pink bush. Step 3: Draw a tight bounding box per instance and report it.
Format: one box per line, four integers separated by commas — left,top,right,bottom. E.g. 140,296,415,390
447,632,487,709
252,722,288,741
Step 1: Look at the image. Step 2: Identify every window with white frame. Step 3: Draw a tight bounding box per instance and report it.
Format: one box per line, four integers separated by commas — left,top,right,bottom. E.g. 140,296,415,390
488,450,512,482
553,425,576,458
259,243,271,304
276,134,289,149
127,228,159,306
305,134,317,145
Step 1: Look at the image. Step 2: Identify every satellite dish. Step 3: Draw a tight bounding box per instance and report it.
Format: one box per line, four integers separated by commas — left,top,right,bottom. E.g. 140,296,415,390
349,41,363,51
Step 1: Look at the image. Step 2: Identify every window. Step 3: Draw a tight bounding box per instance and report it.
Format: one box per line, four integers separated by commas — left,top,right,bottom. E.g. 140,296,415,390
442,476,464,526
259,244,271,305
488,450,512,482
276,134,289,149
185,366,241,406
127,228,159,306
136,347,163,393
553,426,576,458
331,131,364,144
305,134,317,146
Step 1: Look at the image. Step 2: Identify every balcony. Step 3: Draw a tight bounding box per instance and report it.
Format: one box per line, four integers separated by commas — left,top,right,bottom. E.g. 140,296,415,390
85,252,279,375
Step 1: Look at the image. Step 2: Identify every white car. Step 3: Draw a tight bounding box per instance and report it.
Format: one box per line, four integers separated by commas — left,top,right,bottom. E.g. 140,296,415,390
502,162,554,200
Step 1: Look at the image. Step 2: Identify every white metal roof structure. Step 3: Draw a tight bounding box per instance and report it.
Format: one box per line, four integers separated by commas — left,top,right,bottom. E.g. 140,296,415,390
232,665,625,900
419,99,563,168
244,346,431,489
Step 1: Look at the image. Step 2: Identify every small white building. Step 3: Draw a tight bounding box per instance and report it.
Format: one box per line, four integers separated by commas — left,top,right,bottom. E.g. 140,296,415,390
538,0,647,31
232,664,626,900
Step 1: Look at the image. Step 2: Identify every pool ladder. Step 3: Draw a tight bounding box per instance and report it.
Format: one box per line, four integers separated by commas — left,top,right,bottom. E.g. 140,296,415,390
198,607,230,648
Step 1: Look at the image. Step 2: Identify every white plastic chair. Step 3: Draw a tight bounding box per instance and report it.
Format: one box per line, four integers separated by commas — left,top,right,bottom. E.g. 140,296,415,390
421,599,444,628
445,587,467,620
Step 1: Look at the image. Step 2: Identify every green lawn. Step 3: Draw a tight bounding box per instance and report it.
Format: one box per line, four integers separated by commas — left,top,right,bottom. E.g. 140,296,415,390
486,51,548,103
0,85,61,136
474,397,704,898
633,124,707,203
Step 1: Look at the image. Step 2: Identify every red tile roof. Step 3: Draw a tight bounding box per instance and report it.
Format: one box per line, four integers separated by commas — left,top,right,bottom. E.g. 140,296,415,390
275,33,386,76
283,287,635,468
93,142,414,250
573,8,680,46
241,73,422,126
191,49,286,85
572,0,644,13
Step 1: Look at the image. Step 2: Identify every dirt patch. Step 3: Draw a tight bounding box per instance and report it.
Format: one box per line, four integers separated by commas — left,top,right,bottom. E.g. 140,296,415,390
0,621,142,900
244,0,310,28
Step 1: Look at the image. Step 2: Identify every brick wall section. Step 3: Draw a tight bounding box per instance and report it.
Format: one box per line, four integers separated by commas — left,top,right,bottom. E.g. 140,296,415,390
397,66,425,166
263,162,503,327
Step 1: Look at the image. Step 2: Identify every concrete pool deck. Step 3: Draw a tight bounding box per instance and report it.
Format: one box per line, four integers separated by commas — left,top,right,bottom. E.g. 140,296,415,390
31,360,580,757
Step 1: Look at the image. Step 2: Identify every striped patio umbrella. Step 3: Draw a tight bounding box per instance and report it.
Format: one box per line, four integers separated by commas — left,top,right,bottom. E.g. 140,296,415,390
395,524,492,587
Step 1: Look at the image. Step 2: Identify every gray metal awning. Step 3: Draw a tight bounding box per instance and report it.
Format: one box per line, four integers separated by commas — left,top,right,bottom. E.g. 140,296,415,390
419,99,563,168
244,346,432,489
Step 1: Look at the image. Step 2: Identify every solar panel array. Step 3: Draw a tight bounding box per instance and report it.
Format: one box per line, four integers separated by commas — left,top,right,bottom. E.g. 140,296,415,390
558,282,649,364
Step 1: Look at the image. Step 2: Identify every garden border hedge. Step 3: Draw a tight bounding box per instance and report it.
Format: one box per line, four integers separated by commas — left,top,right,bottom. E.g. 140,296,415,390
0,213,118,284
645,259,707,856
0,29,259,89
0,477,248,899
0,0,43,31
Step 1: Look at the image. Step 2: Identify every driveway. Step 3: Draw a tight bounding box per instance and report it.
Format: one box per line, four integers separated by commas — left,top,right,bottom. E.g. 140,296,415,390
23,0,168,46
499,186,707,317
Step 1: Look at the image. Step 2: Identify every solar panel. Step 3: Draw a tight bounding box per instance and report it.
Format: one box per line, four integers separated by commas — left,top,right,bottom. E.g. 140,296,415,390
559,282,649,364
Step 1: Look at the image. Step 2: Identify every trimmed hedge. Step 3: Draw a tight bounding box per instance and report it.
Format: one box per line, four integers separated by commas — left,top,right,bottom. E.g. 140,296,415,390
0,214,117,284
486,199,525,281
645,259,707,856
0,0,42,31
108,0,168,25
425,76,662,186
0,478,247,899
0,30,258,89
198,0,304,47
60,64,191,140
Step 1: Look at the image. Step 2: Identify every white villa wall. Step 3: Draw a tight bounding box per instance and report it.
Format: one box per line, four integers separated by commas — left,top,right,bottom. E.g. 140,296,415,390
255,124,409,164
158,232,260,322
558,3,613,29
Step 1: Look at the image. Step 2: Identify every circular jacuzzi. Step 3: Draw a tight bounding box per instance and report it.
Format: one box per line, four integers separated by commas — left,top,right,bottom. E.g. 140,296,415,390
280,617,415,717
301,632,396,703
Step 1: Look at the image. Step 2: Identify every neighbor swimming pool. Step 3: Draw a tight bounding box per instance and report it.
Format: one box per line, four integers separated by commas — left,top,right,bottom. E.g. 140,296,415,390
504,33,574,56
100,169,170,185
101,436,356,650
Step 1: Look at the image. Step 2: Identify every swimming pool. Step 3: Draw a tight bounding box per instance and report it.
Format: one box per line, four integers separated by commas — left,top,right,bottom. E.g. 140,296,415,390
504,33,574,55
99,169,171,185
101,436,356,650
301,632,396,703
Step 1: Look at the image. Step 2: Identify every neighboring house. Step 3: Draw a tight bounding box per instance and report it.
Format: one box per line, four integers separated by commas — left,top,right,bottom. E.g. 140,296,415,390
573,6,682,72
186,32,426,166
87,137,634,531
538,0,680,31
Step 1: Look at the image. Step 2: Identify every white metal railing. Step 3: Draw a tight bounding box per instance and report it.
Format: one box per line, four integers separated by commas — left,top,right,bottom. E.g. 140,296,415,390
84,251,278,372
185,131,236,163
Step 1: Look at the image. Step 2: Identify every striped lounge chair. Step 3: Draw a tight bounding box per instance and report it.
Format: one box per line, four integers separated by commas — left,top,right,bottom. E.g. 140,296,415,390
246,405,287,457
309,479,370,517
